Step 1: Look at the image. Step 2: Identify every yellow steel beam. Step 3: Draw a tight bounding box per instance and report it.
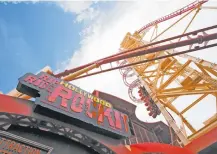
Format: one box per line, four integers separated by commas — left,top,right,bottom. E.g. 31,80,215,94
143,69,158,73
157,89,217,98
180,94,208,114
62,64,98,81
151,64,182,87
203,113,217,126
168,51,217,71
150,26,157,42
201,6,217,10
158,60,191,91
137,62,157,75
188,118,217,141
216,94,217,113
141,75,152,83
160,99,196,133
160,99,180,114
165,97,178,105
178,6,201,41
144,72,175,79
193,65,217,97
163,59,177,72
204,67,217,77
151,8,196,42
155,24,158,39
162,83,211,92
180,116,197,134
191,70,217,88
195,63,211,76
160,74,165,86
148,71,157,81
179,114,188,138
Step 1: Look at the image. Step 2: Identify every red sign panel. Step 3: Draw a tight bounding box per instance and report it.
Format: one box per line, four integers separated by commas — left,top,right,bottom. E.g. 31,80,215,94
16,72,131,138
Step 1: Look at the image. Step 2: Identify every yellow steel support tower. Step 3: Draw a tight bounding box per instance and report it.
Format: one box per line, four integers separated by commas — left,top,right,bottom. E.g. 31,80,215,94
119,5,217,145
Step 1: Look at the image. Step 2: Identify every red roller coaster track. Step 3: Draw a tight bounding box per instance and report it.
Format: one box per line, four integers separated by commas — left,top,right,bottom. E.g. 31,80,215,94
54,25,217,80
138,0,208,33
54,0,209,79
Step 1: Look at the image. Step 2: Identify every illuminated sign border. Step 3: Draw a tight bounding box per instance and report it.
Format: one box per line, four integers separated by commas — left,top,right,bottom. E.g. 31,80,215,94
0,130,53,154
17,72,131,139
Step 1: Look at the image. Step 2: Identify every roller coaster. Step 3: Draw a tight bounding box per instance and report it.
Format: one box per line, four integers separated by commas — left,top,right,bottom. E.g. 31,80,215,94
1,0,217,153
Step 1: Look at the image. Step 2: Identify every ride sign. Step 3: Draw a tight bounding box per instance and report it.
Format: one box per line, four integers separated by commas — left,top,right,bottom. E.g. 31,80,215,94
16,72,131,138
0,130,53,154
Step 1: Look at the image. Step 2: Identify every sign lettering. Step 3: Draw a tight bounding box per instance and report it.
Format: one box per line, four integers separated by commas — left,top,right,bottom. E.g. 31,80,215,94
0,137,41,154
17,72,131,138
0,131,52,154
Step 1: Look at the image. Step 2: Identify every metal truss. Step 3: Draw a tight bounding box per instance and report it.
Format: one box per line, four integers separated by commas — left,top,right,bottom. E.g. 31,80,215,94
117,0,217,146
0,112,115,154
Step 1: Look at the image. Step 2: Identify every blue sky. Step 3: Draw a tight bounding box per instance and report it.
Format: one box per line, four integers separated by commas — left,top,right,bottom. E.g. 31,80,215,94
0,2,83,93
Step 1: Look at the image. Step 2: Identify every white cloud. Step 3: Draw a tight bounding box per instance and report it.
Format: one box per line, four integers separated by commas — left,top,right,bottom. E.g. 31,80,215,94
58,1,93,14
76,7,100,23
57,1,100,23
57,0,217,134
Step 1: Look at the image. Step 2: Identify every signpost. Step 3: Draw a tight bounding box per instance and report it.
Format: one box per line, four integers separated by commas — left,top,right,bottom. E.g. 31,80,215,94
16,72,131,139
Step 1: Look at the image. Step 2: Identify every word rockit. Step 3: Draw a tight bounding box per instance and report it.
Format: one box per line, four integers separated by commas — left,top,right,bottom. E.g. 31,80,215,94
17,72,131,138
